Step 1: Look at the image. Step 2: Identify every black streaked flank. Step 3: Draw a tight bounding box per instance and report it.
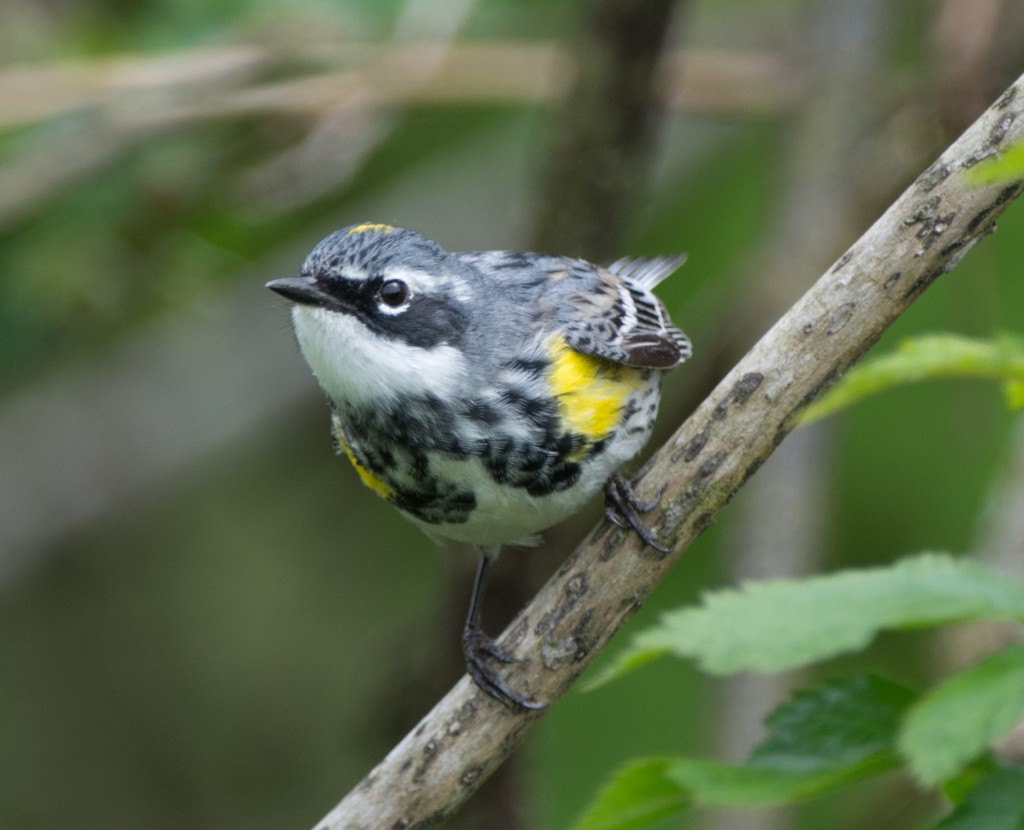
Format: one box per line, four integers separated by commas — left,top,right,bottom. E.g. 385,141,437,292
466,401,503,425
506,356,549,376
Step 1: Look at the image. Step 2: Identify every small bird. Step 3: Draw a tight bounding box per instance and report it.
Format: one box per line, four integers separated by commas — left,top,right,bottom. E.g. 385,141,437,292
267,223,690,709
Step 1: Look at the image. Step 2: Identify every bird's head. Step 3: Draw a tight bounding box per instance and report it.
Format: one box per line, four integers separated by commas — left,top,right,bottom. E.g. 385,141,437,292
267,224,472,406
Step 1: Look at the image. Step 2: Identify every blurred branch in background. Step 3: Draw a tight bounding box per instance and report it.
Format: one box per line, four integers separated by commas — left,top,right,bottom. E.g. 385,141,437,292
0,44,800,131
0,46,263,226
0,44,801,130
530,0,682,258
935,0,1024,136
0,43,801,229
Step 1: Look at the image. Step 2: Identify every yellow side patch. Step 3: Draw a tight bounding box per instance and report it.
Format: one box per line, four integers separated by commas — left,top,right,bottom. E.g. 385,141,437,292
346,223,396,236
548,333,644,446
337,435,394,501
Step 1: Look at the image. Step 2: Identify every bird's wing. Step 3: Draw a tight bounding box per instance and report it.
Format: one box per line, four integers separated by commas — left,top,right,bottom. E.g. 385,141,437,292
455,250,690,371
556,255,691,370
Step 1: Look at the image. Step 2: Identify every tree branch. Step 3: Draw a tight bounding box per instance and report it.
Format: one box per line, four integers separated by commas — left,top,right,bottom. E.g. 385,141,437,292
313,75,1024,830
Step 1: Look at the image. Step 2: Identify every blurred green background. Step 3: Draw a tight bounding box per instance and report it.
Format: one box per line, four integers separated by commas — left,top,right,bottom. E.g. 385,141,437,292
2,1,1024,828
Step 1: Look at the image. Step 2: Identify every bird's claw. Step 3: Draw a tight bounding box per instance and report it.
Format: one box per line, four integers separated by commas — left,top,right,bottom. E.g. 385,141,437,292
604,472,670,553
463,624,547,711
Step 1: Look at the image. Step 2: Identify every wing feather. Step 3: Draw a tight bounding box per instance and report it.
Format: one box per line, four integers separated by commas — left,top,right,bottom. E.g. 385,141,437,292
455,249,691,371
562,256,690,370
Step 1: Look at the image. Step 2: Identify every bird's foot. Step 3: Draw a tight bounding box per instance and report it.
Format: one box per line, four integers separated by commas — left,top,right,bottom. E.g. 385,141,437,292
604,472,670,553
463,623,547,711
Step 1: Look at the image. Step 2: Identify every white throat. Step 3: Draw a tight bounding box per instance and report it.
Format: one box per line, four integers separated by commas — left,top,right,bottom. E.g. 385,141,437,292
291,305,467,405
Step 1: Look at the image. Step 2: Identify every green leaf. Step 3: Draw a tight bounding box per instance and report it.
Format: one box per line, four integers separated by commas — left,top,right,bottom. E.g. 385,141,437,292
930,764,1024,830
583,645,670,691
899,644,1024,786
569,758,691,830
750,675,916,771
574,676,912,825
667,675,911,806
666,754,895,807
600,554,1024,680
797,334,1024,425
940,762,994,807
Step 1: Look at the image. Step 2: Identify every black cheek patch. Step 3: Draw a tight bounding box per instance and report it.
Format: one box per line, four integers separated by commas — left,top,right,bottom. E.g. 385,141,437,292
376,296,467,349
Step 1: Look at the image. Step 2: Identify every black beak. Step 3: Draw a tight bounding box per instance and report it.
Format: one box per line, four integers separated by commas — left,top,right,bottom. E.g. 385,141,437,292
266,276,334,308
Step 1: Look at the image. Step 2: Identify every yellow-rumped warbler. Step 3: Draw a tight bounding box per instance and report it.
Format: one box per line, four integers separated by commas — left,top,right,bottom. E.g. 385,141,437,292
267,223,690,709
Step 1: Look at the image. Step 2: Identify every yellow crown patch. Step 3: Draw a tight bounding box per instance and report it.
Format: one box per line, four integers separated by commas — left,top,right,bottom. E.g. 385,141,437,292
346,223,396,236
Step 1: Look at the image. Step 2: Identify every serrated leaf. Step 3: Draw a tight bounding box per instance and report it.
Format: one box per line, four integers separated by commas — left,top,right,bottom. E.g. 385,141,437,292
930,764,1024,830
750,675,916,771
606,554,1024,679
665,675,910,805
575,676,912,825
899,644,1024,786
666,754,895,807
569,758,690,830
798,334,1024,425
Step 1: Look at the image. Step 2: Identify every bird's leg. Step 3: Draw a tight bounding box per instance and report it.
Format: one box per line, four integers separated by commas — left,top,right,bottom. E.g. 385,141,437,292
604,472,670,554
462,549,547,710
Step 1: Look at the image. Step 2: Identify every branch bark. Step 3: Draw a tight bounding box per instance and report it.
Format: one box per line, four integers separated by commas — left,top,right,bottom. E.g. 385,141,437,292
314,75,1024,830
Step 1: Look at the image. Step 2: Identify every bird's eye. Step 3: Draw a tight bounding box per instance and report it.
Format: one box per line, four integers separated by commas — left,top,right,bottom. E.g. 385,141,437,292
379,279,409,308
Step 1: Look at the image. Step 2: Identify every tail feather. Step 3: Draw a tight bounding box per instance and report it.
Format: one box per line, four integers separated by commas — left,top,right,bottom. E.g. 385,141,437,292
606,254,687,289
